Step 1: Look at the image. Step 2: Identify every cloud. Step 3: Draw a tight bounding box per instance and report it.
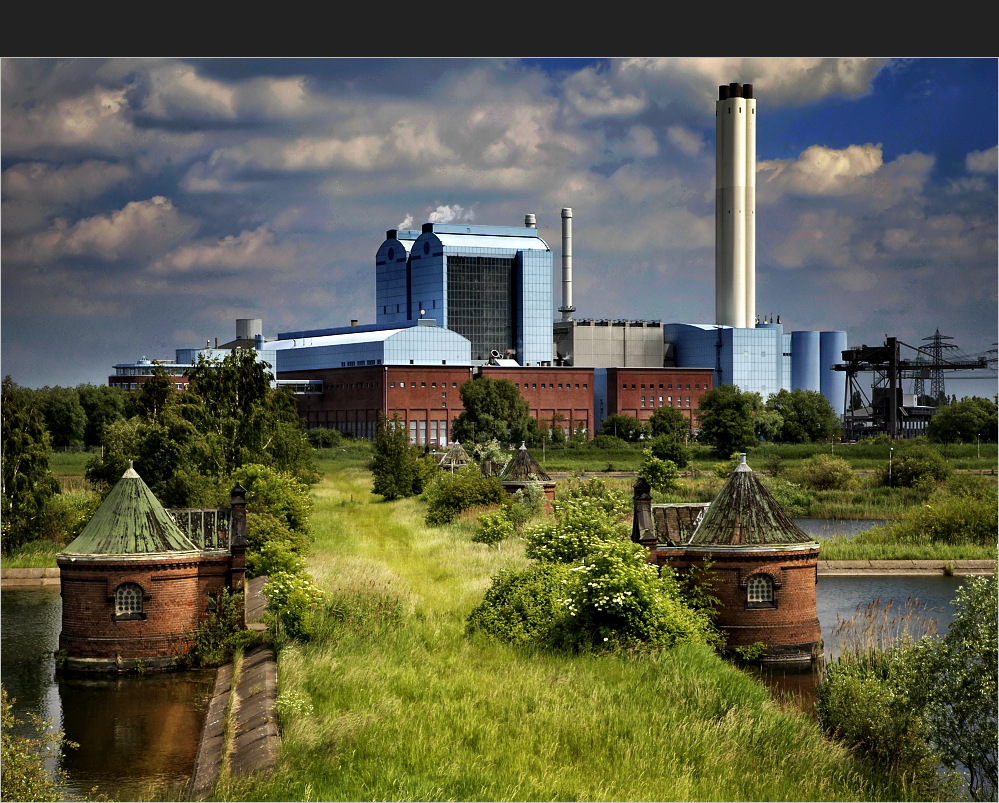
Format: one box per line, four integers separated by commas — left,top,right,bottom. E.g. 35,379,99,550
6,196,197,265
967,145,997,173
148,225,295,275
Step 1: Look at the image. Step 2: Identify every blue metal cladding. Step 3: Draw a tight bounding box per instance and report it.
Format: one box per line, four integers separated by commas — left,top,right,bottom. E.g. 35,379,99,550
375,233,417,325
820,331,848,415
790,330,821,393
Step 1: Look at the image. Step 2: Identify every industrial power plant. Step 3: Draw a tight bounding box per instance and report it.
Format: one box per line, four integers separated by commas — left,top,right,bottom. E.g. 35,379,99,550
111,80,982,444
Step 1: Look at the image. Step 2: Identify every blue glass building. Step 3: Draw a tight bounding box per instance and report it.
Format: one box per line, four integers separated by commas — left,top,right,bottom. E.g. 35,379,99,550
375,222,553,366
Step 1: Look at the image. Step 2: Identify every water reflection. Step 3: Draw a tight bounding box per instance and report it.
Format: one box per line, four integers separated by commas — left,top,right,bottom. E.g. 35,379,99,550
1,588,213,801
750,573,966,713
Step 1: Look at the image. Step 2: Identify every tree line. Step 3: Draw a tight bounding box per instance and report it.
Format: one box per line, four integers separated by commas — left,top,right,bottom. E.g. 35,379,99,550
1,351,317,554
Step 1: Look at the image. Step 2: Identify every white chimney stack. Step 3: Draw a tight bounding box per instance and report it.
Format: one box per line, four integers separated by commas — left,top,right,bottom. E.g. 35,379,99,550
715,82,756,329
559,207,575,321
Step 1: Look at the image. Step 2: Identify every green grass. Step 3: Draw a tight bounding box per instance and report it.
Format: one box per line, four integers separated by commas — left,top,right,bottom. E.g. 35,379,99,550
818,538,997,562
217,462,917,802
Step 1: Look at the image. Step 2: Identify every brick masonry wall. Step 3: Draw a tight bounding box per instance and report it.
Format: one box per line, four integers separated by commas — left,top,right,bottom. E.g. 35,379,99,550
57,554,232,661
659,548,821,649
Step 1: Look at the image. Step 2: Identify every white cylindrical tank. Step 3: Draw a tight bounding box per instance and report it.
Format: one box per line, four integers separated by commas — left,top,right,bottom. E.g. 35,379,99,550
791,330,821,393
820,331,848,416
236,318,263,341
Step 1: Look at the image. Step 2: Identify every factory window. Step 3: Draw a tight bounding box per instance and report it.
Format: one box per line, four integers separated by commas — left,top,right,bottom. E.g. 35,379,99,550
668,396,672,403
411,382,416,387
686,384,691,390
747,574,775,608
115,583,145,620
558,384,563,389
390,382,395,388
452,382,458,388
641,384,646,389
622,384,627,389
575,384,579,389
583,384,587,389
442,392,446,398
631,384,636,389
686,397,691,406
659,396,663,404
431,382,436,387
641,397,646,408
668,384,673,389
532,384,537,389
421,382,426,387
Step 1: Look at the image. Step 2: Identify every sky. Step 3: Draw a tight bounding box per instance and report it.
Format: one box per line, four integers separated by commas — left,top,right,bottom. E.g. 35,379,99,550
2,57,997,398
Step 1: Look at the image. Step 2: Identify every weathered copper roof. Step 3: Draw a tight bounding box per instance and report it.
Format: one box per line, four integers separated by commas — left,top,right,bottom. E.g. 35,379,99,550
652,503,710,545
60,466,200,556
689,455,814,546
499,443,553,483
438,441,471,470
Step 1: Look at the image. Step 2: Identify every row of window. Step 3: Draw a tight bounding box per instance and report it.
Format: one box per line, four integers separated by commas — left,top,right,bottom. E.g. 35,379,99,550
390,380,460,388
624,382,701,390
518,382,588,390
640,396,691,408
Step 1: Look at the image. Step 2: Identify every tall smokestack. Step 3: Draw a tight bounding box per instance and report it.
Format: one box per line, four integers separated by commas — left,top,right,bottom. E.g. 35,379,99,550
559,207,575,321
715,82,756,328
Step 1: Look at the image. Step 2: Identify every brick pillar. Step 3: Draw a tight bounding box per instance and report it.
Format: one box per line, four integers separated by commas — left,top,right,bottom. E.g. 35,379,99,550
229,483,248,627
631,477,656,549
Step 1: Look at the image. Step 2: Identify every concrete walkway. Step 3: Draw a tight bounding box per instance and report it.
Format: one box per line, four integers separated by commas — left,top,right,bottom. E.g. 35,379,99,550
818,559,994,576
188,576,279,800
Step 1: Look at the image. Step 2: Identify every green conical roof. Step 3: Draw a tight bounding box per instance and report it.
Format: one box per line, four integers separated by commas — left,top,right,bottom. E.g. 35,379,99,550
689,455,815,546
60,466,199,556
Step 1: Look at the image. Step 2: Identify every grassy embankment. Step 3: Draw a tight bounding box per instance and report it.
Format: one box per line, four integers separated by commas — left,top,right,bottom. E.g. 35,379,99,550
216,447,914,802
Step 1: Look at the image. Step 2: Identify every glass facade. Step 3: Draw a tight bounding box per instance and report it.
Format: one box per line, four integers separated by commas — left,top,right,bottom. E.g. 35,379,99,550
447,255,514,360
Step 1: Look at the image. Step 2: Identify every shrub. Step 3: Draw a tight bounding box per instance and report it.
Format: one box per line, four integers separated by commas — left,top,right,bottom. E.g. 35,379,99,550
422,467,504,526
466,563,573,646
882,445,952,488
264,571,325,641
638,451,680,494
760,477,812,517
245,510,310,578
189,588,254,667
557,542,718,652
796,454,855,491
1,687,74,802
646,435,691,469
523,493,629,564
306,428,344,448
472,510,515,549
591,434,629,449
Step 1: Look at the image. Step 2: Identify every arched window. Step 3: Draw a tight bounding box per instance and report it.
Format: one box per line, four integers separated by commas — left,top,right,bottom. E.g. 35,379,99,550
115,583,144,619
747,574,775,607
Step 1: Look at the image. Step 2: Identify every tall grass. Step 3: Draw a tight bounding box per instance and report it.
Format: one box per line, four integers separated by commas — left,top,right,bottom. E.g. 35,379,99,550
217,463,915,802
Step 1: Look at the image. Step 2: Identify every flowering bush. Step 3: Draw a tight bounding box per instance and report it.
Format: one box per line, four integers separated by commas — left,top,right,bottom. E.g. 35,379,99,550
264,570,325,641
559,541,720,651
523,495,628,564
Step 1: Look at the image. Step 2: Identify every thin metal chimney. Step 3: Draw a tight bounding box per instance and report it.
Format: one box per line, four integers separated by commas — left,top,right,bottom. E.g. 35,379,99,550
559,207,575,322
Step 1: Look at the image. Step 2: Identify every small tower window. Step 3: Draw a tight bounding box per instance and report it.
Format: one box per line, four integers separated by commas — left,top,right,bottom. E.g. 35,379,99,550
747,574,775,607
115,583,145,620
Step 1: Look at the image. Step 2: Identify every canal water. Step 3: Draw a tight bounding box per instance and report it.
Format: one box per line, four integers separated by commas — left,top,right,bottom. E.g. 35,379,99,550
1,587,213,801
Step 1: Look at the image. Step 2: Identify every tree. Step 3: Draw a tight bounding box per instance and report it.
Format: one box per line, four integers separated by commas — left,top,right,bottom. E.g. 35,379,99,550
765,388,840,443
638,451,680,494
86,349,316,507
924,573,998,801
927,397,998,444
599,413,644,442
1,378,60,553
371,413,423,500
647,434,691,469
648,405,690,439
38,386,86,451
2,687,72,802
696,385,759,456
450,378,536,446
76,384,127,448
